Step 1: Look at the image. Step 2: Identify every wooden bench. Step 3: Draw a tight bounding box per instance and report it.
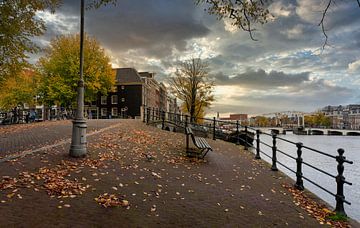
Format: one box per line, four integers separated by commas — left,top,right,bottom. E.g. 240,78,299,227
185,127,212,158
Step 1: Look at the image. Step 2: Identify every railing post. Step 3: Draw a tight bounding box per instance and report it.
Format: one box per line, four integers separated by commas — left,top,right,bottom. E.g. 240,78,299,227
294,142,304,190
161,111,165,130
271,134,278,171
236,120,240,145
335,148,347,216
244,126,248,150
185,115,189,151
213,117,216,140
152,108,155,121
143,106,146,123
146,107,150,124
255,129,261,159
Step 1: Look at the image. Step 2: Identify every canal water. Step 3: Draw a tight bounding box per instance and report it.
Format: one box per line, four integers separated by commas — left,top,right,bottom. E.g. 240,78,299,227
257,132,360,221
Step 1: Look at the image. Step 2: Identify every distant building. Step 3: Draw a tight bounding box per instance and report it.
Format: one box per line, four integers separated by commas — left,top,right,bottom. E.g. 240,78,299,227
97,68,143,118
248,111,306,127
95,68,179,119
220,114,248,124
139,72,158,109
322,105,360,129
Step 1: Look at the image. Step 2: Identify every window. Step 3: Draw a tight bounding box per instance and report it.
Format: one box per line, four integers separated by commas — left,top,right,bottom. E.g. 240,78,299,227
111,86,118,92
101,108,107,116
121,85,125,90
101,96,107,105
112,108,118,116
121,98,125,102
111,95,118,104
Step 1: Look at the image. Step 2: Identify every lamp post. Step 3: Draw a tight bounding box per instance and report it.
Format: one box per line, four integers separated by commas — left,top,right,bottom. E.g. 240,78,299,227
69,0,87,157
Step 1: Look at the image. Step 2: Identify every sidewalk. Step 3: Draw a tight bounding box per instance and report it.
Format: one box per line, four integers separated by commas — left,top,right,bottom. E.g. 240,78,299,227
0,120,356,227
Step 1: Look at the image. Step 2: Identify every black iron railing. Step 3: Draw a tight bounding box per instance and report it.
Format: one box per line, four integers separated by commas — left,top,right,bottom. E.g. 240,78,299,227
143,107,354,216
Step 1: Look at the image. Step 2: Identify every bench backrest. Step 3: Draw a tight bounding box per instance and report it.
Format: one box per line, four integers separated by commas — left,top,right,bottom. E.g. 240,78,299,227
185,127,193,135
186,127,198,144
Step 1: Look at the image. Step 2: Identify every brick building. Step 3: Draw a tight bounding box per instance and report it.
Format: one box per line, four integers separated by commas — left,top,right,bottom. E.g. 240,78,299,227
95,68,178,119
322,105,360,129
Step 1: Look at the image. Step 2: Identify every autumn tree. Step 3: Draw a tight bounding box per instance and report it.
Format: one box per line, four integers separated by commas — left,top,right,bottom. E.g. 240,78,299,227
304,112,331,128
196,0,360,48
0,0,60,84
254,116,269,127
169,58,214,122
37,34,114,108
0,69,39,110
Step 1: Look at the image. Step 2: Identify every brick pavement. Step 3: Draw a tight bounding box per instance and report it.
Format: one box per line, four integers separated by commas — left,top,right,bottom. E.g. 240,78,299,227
0,119,121,159
0,120,358,227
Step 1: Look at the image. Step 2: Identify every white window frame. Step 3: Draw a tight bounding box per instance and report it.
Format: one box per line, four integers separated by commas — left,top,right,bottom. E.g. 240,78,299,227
121,98,125,102
121,85,125,90
101,108,107,116
112,107,118,117
111,95,118,104
101,96,107,105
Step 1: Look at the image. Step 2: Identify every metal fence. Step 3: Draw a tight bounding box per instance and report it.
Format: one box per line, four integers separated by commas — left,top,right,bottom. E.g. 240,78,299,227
143,107,354,216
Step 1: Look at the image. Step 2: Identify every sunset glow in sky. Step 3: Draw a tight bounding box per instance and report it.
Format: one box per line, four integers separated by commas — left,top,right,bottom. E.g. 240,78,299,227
32,0,360,116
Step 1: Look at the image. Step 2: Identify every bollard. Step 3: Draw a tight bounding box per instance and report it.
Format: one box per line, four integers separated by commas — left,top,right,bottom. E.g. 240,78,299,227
271,134,278,171
255,129,261,159
294,142,304,190
236,120,240,145
244,126,248,150
213,117,216,140
334,148,347,216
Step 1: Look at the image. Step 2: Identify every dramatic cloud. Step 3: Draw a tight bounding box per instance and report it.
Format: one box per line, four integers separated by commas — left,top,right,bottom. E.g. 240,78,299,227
348,59,360,73
211,69,310,89
207,68,355,115
30,0,360,115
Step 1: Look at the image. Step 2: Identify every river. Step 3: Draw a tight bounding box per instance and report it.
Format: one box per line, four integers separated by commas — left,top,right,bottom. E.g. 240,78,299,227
256,131,360,222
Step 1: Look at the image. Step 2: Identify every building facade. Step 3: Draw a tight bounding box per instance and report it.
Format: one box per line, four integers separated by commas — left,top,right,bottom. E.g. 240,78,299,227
96,68,179,119
97,68,143,118
322,105,360,129
219,114,248,124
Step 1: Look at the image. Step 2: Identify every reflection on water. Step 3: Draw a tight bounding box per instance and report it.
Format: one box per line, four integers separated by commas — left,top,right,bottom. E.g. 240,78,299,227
257,131,360,221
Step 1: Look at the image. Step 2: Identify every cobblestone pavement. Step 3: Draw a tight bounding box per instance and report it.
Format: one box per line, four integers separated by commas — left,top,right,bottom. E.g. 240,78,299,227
0,119,122,159
0,120,358,227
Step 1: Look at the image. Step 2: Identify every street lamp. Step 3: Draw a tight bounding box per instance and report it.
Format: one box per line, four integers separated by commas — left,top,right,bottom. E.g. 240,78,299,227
69,0,87,157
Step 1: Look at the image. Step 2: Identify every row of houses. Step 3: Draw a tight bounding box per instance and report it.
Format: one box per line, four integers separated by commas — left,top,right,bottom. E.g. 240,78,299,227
86,68,180,119
321,105,360,129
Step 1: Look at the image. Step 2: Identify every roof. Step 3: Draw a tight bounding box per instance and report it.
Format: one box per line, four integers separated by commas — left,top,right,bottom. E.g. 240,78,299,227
115,68,143,84
139,72,154,79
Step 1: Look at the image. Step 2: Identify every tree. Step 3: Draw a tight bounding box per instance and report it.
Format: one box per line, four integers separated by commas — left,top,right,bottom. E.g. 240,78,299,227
196,0,360,48
254,116,269,127
37,34,114,107
305,112,331,128
0,0,60,85
0,69,39,110
169,58,214,122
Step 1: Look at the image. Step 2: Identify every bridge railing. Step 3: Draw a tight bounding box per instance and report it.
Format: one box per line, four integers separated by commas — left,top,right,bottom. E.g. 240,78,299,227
143,107,353,216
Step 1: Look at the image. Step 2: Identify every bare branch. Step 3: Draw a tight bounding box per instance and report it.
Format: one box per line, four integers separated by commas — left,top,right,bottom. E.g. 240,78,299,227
318,0,332,49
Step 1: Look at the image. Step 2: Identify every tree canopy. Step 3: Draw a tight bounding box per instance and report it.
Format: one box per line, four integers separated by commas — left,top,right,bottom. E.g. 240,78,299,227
305,112,331,128
37,34,114,107
0,69,39,110
0,0,60,84
169,58,214,122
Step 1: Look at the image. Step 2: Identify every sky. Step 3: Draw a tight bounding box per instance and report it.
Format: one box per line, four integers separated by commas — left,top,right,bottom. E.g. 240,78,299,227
32,0,360,116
